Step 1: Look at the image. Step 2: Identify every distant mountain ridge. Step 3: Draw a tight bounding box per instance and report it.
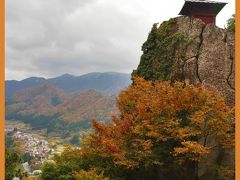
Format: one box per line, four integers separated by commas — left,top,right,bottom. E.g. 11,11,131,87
6,72,132,97
6,84,67,118
6,83,118,133
5,72,130,133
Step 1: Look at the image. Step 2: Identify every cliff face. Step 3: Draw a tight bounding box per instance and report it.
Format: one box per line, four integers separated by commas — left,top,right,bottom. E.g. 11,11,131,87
133,16,235,179
133,16,235,106
172,16,235,107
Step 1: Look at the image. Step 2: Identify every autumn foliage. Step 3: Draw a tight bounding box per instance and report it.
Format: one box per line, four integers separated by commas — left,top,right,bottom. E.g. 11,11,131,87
84,77,234,178
40,77,234,179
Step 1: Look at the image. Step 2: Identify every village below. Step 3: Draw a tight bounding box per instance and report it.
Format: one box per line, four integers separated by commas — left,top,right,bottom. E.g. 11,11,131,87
5,120,68,179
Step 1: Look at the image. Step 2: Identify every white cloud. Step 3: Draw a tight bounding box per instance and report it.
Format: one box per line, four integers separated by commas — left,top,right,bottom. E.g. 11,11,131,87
5,0,235,80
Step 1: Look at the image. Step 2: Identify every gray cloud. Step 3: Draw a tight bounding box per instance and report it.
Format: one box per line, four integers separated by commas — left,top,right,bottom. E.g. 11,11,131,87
6,0,235,80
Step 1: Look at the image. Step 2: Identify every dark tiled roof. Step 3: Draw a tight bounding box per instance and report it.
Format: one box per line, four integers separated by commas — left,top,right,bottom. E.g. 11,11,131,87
184,0,227,4
179,0,227,15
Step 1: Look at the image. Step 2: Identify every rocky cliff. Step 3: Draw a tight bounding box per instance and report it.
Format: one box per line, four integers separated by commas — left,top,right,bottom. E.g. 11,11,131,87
133,16,235,179
172,16,234,107
133,16,235,106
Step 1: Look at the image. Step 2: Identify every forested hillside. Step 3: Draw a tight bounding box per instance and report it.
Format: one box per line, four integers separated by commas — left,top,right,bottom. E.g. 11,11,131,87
6,84,118,133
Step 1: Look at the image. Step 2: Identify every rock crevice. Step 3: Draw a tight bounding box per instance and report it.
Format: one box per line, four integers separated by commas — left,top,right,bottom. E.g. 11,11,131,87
195,25,205,83
227,56,235,90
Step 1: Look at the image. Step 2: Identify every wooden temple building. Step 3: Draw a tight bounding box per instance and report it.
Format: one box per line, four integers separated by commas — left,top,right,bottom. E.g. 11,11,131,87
179,0,227,24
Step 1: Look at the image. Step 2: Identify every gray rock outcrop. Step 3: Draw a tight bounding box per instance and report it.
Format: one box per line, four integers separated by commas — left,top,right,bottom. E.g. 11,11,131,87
170,16,235,107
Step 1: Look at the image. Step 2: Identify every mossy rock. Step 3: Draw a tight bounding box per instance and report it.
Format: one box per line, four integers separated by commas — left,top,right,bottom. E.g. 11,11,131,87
132,18,188,81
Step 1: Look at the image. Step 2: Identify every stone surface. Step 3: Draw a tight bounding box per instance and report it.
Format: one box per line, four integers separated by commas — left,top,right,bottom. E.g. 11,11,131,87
183,57,200,84
172,16,235,180
170,16,235,107
198,24,234,106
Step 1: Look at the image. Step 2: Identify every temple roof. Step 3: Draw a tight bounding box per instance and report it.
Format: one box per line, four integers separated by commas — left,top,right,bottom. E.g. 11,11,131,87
179,0,227,16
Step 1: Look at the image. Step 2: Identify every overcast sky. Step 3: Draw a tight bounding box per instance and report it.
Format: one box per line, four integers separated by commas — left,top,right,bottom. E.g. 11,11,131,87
5,0,235,80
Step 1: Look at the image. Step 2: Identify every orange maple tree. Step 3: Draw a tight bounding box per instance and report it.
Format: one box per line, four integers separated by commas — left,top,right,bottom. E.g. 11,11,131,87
82,77,233,178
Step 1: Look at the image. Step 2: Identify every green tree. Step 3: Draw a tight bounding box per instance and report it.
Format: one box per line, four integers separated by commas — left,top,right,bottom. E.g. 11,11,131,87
40,161,58,180
70,134,80,146
227,14,235,32
5,148,22,180
22,152,32,163
5,134,14,148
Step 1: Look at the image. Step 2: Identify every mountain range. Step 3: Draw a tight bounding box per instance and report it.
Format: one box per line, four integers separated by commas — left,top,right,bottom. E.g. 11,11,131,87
6,72,131,97
5,72,131,133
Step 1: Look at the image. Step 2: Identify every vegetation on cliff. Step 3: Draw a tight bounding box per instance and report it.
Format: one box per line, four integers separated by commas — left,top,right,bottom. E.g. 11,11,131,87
132,19,187,81
227,14,235,32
